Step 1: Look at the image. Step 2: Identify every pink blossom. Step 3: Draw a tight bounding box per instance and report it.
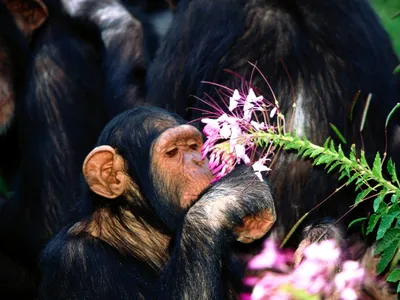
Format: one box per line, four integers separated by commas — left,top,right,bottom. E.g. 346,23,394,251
334,261,365,291
303,240,340,263
243,88,263,121
235,144,250,164
229,89,241,111
251,121,267,131
200,85,277,182
252,158,272,181
270,107,277,118
248,239,292,271
220,123,231,139
340,288,358,300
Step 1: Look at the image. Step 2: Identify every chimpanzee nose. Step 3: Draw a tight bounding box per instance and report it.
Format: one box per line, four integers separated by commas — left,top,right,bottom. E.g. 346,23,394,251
190,152,204,166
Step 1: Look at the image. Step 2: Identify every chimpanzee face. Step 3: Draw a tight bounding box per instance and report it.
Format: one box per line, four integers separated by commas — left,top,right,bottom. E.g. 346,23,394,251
151,124,214,208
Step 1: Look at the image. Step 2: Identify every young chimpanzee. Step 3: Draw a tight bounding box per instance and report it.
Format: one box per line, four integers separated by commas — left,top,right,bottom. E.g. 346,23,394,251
147,0,400,245
39,107,276,300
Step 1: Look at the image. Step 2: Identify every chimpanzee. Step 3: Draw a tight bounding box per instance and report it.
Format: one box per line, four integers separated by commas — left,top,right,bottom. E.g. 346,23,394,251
0,0,166,298
147,0,400,244
38,106,276,300
0,0,48,190
0,1,48,297
57,0,174,117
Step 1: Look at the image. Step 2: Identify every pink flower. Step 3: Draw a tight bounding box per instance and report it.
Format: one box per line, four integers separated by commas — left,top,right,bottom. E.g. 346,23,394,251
303,240,341,264
251,121,267,131
248,239,292,271
243,88,263,121
270,107,277,118
229,89,241,111
334,261,365,291
235,144,250,164
340,287,358,300
252,158,272,181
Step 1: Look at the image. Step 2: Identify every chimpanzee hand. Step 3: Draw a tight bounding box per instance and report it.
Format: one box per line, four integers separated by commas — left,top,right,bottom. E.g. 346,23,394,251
186,165,276,243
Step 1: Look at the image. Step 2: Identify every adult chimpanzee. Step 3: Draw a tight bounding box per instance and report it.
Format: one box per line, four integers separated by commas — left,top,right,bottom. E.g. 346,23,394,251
0,0,164,298
0,0,48,189
147,0,400,245
0,1,48,297
58,0,174,117
39,106,276,300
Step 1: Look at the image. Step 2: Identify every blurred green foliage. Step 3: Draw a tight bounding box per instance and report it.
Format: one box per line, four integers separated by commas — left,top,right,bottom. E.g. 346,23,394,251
372,0,400,55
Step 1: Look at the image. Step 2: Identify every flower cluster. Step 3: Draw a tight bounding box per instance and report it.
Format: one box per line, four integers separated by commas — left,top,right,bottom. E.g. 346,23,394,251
241,239,367,300
201,87,279,182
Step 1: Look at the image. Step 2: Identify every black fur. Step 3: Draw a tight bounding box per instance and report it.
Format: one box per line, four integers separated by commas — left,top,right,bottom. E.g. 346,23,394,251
0,1,29,189
147,0,400,243
39,107,275,300
0,0,161,298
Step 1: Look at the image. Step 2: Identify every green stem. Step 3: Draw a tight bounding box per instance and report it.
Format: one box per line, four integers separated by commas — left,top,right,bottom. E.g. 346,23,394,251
252,132,399,198
280,212,309,248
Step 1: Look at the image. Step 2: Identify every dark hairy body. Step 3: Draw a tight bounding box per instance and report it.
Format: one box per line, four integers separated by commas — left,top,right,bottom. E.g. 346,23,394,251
147,0,400,242
39,107,276,299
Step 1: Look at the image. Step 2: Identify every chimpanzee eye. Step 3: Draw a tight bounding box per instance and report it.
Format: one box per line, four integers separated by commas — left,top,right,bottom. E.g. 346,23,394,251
189,143,198,151
165,148,178,158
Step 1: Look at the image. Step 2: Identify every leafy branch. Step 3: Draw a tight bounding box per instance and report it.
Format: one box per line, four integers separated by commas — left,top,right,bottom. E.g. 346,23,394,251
248,130,400,292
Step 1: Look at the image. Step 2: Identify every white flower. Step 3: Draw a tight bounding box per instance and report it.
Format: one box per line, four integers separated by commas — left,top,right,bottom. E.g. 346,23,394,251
252,159,271,181
228,89,241,111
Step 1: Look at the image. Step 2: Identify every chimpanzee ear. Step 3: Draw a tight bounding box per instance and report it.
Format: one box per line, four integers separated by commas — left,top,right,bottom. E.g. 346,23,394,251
4,0,49,37
83,145,129,199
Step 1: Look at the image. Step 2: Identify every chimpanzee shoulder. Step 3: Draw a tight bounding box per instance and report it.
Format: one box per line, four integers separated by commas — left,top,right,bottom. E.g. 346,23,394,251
40,226,157,300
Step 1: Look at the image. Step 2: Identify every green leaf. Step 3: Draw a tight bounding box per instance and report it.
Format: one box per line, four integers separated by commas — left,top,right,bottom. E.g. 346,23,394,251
346,172,359,186
372,152,382,179
309,149,323,159
314,154,331,166
360,150,369,168
323,138,331,149
354,189,371,205
394,65,400,75
374,196,383,212
348,217,367,229
375,228,400,255
377,211,400,240
376,200,389,216
385,103,400,128
303,148,314,158
329,123,347,144
387,158,399,186
338,168,351,181
329,140,336,152
337,145,345,159
387,269,400,282
349,144,356,161
355,176,371,190
397,282,400,294
367,214,381,235
377,241,400,274
327,161,341,174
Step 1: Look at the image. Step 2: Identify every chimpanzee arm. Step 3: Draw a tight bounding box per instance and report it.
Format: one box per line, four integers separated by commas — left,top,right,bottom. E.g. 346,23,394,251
39,167,275,300
60,0,148,117
159,165,276,299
